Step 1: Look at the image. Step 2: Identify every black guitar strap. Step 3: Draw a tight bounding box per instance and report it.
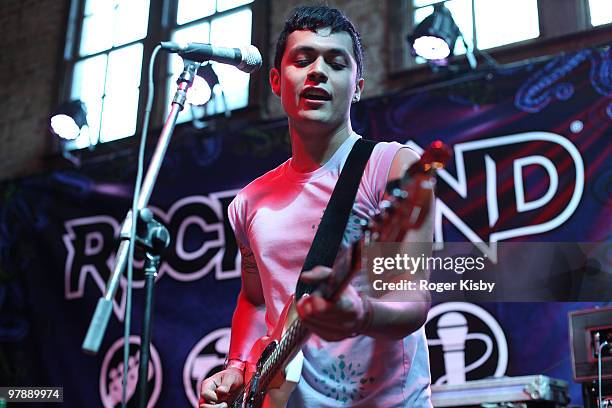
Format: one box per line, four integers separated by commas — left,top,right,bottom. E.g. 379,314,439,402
296,138,377,298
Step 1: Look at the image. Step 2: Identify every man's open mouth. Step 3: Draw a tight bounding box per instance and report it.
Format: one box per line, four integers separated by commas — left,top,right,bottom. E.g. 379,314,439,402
301,88,332,101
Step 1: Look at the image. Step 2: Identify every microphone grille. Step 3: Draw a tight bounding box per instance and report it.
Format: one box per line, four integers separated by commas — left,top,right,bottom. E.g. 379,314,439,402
238,45,263,73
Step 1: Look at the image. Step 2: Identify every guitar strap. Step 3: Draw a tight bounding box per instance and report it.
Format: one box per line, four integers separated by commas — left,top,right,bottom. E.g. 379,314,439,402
296,138,378,298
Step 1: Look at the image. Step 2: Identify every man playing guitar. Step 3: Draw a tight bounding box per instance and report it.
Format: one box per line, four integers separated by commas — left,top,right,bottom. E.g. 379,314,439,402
200,5,433,407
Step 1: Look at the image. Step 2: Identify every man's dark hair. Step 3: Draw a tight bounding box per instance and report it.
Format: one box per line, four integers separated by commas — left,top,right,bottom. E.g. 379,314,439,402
274,5,364,78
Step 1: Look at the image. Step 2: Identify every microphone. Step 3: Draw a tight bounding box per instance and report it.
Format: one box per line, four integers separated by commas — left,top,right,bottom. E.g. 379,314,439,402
437,312,469,384
160,41,262,73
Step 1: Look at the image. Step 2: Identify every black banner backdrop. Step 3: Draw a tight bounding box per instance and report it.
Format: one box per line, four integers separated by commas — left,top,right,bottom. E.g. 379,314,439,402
0,45,610,407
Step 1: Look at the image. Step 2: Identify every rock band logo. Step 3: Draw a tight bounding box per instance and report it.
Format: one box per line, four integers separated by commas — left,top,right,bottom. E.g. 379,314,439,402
406,131,584,262
63,131,584,312
63,190,241,319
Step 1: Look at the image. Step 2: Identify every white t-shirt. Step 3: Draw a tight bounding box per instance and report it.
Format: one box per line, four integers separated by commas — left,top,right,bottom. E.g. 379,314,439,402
228,133,432,407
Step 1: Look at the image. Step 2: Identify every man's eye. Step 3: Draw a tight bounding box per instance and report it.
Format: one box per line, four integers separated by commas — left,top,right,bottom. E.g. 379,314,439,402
330,62,346,70
295,59,310,67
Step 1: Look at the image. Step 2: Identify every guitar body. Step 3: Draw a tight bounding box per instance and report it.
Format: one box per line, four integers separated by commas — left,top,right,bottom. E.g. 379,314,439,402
239,295,301,408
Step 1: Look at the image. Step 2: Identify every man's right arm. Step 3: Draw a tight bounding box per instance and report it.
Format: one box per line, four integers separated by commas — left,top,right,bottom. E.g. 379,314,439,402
199,242,266,407
227,242,267,362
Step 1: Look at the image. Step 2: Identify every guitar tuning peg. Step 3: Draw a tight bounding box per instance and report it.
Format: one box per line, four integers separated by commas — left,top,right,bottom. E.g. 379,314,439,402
359,218,369,229
393,189,408,200
389,187,399,195
380,199,392,210
363,229,372,245
385,179,402,194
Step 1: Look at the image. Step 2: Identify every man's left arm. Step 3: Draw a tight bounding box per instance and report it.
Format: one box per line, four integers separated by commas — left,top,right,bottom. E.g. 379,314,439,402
362,147,433,339
297,148,433,341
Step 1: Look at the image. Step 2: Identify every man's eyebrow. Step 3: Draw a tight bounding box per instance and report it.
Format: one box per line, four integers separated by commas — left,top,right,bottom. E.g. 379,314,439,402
326,48,351,59
288,46,351,59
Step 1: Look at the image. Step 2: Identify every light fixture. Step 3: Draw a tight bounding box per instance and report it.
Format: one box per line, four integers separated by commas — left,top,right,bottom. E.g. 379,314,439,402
407,3,477,69
187,75,212,106
186,63,220,106
50,100,88,140
187,63,231,129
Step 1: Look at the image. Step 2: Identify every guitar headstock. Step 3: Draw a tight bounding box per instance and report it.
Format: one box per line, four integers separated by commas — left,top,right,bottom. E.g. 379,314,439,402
322,141,451,300
368,140,450,243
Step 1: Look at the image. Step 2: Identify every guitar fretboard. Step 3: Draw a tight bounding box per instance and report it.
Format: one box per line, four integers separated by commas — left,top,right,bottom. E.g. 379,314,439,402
257,240,362,392
259,316,308,390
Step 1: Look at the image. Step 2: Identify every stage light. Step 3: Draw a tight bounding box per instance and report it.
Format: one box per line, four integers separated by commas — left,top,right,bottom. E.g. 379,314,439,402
407,4,460,63
50,100,88,140
187,75,212,105
186,64,219,106
407,3,479,69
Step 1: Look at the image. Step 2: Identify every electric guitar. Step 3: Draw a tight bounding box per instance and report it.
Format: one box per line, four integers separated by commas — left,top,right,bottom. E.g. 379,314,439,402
230,141,450,408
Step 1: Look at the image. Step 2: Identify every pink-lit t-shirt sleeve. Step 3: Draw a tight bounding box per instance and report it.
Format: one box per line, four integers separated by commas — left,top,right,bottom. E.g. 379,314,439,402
227,193,251,251
363,141,412,206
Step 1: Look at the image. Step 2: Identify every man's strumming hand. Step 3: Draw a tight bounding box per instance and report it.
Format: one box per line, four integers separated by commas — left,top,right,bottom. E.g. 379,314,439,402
296,266,370,341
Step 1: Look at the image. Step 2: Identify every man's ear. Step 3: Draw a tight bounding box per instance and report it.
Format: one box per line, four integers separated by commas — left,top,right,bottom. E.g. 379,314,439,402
269,68,281,97
353,77,364,103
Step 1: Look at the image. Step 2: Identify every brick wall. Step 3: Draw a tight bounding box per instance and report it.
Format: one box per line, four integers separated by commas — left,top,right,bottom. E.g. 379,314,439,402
0,0,69,182
0,0,602,182
0,0,389,182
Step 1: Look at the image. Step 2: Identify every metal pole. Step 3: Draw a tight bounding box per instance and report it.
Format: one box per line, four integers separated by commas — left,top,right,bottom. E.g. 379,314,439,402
137,253,160,408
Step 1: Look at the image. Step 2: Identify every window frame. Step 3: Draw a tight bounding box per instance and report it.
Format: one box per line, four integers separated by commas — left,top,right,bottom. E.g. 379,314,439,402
61,0,156,148
165,1,257,122
59,0,267,151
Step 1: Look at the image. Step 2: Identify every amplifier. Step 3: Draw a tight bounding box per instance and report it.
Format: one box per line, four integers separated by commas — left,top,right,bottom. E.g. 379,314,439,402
568,306,612,382
431,375,570,407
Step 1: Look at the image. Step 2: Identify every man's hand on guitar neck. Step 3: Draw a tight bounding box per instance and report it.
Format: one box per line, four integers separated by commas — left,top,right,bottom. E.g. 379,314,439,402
296,266,371,342
199,365,244,408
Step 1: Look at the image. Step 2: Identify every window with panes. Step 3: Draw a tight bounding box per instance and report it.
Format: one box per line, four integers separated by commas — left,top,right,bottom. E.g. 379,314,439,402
63,0,254,150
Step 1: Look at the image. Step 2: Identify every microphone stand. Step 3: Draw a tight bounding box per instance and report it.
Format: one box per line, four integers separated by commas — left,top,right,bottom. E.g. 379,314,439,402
133,208,170,408
81,58,201,403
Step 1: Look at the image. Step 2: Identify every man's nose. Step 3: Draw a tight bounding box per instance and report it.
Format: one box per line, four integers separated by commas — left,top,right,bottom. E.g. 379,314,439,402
307,57,328,82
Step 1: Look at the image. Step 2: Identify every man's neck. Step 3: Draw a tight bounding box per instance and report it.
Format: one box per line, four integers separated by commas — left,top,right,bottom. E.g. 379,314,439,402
289,121,354,173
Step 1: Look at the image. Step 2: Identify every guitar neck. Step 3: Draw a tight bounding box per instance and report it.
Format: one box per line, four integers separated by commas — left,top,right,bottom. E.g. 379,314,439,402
259,316,309,389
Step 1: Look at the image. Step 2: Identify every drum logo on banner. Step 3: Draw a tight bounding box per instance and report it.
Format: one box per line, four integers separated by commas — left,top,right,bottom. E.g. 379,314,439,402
99,335,162,407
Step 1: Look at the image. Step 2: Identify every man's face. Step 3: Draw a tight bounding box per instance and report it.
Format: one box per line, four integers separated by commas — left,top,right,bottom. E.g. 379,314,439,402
270,28,363,130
